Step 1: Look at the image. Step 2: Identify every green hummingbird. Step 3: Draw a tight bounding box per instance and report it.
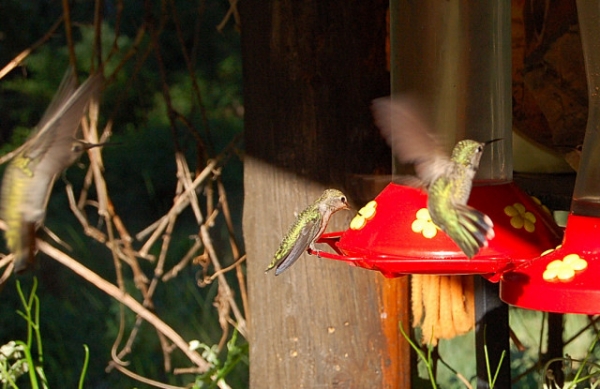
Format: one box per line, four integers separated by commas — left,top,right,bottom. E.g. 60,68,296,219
371,97,497,258
266,189,349,275
0,68,103,272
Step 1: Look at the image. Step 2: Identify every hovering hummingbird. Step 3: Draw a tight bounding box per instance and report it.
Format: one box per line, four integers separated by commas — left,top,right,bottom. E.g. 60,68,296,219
266,189,349,275
371,96,497,258
0,68,103,272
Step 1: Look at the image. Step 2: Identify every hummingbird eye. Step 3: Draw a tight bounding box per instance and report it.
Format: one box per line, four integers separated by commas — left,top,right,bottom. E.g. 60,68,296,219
477,145,483,153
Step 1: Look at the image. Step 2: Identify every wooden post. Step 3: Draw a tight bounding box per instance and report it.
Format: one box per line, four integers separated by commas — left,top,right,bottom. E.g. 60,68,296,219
241,1,411,387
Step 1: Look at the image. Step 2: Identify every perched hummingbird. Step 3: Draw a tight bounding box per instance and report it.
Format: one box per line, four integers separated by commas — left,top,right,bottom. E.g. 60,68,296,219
266,189,349,275
371,96,497,258
0,68,103,272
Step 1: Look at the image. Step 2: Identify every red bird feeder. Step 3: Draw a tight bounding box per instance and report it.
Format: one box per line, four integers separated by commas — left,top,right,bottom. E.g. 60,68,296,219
500,0,600,314
501,214,600,313
316,1,600,317
312,1,567,297
316,181,562,282
312,0,564,283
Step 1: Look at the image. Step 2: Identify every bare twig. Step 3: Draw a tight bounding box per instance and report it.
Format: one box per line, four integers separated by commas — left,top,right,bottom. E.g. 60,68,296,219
110,360,233,389
107,362,185,389
105,24,149,86
92,0,103,70
157,330,174,373
82,96,109,216
162,238,203,282
168,0,214,156
135,135,240,249
0,255,14,289
0,16,64,81
204,254,246,284
200,225,247,339
175,152,203,224
216,179,249,319
135,158,219,256
61,0,77,70
110,303,130,368
111,213,175,367
216,0,240,32
105,0,124,64
38,240,211,371
65,177,107,242
147,213,176,301
0,254,13,271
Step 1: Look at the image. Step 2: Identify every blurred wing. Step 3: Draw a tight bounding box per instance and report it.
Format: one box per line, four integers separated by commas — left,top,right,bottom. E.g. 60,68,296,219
266,214,321,275
391,175,427,189
36,67,78,132
372,96,451,185
24,72,103,173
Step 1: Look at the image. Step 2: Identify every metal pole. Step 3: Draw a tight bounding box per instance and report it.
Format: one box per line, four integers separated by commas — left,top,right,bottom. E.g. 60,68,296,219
475,276,511,388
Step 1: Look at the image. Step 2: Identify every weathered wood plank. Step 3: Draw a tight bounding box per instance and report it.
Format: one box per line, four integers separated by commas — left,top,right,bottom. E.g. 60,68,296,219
241,0,410,387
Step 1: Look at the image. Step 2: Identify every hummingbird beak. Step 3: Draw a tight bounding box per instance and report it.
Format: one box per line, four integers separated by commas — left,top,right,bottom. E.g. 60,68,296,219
342,199,351,211
485,138,502,146
82,142,105,151
76,140,121,152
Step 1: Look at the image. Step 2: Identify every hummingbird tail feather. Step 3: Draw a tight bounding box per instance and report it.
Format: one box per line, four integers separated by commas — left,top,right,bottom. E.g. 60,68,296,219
13,222,37,273
451,205,495,258
267,215,322,275
265,236,310,275
274,254,303,276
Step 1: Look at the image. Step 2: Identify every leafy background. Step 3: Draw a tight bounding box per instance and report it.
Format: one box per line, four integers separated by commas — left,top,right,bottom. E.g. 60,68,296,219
0,0,246,387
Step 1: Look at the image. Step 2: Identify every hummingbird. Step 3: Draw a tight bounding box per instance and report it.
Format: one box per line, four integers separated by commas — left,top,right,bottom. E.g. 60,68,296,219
371,96,497,258
266,189,349,275
0,68,103,272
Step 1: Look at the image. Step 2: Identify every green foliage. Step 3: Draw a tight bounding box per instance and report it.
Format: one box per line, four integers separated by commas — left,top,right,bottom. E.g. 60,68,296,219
483,332,507,388
0,341,29,387
400,323,438,389
541,334,600,389
0,0,246,387
192,330,249,388
408,311,600,389
401,322,506,389
0,279,90,389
